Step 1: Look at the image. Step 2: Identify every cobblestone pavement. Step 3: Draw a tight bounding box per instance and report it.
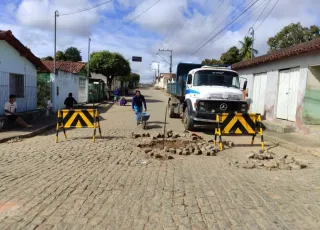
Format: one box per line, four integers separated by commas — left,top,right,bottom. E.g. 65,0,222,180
0,89,320,230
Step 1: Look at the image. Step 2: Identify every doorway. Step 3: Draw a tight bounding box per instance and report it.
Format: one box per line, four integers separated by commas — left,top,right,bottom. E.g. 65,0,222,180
276,68,300,121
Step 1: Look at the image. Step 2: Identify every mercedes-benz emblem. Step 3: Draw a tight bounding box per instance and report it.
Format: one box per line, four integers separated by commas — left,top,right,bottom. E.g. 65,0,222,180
220,103,227,111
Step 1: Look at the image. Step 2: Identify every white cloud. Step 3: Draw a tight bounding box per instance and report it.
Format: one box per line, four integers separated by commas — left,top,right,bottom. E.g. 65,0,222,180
0,0,319,83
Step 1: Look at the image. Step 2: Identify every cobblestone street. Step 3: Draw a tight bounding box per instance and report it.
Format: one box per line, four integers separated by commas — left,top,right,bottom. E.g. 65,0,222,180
1,89,320,230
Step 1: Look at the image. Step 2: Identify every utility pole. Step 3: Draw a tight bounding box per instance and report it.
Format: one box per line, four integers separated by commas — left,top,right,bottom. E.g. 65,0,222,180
249,27,254,59
158,49,173,79
87,38,91,77
54,10,59,78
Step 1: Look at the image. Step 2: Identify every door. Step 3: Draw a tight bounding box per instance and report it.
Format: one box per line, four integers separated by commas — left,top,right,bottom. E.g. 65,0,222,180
276,68,300,121
251,73,267,114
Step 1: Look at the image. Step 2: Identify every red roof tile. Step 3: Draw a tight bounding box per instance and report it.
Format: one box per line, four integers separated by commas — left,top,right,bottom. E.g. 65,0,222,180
0,30,48,71
42,60,87,74
232,37,320,70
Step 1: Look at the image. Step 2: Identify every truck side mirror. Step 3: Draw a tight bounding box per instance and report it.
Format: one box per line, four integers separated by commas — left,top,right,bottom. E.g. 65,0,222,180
243,80,247,90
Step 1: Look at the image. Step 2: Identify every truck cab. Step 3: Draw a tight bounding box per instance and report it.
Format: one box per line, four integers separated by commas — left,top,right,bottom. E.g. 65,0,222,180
167,63,250,130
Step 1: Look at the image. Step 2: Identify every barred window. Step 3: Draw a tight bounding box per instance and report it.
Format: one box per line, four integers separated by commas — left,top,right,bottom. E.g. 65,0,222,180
10,73,24,98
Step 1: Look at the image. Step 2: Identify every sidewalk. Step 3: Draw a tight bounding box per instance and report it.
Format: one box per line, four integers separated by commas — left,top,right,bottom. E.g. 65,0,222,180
0,115,56,143
0,102,112,143
264,130,320,156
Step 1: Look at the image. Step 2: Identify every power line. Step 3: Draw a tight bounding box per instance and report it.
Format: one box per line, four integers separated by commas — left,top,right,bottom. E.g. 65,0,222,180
255,0,280,30
251,0,271,29
196,0,268,59
99,0,162,38
177,0,247,63
182,0,259,62
59,0,113,16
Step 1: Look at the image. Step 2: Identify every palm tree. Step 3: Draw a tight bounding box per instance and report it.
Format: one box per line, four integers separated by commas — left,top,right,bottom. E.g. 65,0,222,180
239,36,258,60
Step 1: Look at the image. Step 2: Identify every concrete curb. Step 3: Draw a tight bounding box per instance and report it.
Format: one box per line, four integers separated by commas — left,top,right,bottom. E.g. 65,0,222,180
0,122,56,144
264,133,320,157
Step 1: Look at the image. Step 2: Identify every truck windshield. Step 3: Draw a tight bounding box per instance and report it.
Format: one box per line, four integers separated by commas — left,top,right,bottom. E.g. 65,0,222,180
193,70,240,88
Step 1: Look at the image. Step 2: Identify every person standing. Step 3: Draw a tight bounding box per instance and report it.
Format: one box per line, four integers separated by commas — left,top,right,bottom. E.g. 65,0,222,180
114,88,120,104
4,95,32,128
64,93,77,109
132,90,147,125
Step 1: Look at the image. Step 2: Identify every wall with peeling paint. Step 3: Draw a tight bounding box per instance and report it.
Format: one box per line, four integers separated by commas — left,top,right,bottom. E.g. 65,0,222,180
234,50,320,130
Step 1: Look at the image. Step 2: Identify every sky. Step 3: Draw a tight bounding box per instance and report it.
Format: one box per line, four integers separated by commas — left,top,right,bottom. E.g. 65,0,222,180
0,0,320,83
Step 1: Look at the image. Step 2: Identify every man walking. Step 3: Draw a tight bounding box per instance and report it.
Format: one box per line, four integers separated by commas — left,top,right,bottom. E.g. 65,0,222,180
64,93,77,109
132,90,147,125
4,95,32,128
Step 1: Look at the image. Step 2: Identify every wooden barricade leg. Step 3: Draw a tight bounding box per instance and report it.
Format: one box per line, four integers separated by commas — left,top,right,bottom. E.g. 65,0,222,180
257,114,264,151
92,110,97,143
55,120,59,143
216,114,223,150
97,116,102,137
251,135,256,145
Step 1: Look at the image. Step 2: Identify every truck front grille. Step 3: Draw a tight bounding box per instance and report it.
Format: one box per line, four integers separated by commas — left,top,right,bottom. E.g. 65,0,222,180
197,100,247,113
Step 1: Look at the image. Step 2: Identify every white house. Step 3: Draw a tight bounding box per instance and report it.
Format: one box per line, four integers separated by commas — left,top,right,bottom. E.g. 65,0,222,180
156,73,176,89
232,38,320,132
40,61,88,111
0,30,47,116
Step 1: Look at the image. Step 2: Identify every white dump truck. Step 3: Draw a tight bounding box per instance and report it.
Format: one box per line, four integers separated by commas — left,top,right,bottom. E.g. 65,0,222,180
167,63,250,130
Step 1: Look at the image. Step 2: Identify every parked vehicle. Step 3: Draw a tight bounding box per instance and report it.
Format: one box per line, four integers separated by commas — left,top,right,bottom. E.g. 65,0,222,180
167,63,251,130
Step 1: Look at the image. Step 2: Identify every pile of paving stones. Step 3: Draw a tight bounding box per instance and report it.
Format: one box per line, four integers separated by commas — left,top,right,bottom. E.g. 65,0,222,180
132,131,219,160
236,151,308,170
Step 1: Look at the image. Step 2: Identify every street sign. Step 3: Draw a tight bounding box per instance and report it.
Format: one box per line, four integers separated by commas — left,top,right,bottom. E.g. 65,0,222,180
132,56,142,62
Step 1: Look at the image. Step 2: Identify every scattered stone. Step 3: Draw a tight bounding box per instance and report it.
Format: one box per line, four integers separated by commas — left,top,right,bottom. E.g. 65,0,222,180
155,153,163,159
242,151,308,171
167,155,174,160
169,148,176,154
176,149,183,155
191,136,198,141
144,148,152,154
167,130,173,138
243,163,255,169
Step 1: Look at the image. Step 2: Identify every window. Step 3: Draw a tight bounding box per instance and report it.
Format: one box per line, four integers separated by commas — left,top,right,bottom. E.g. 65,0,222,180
79,79,86,90
10,73,24,98
193,70,240,88
187,74,192,85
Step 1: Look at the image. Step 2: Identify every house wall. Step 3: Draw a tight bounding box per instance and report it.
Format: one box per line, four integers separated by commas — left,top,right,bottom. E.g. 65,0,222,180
51,70,79,111
0,41,37,115
78,76,89,103
304,66,320,124
235,50,320,129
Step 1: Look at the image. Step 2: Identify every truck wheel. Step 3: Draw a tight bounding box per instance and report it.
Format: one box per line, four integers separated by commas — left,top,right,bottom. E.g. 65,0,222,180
183,107,194,130
168,103,176,118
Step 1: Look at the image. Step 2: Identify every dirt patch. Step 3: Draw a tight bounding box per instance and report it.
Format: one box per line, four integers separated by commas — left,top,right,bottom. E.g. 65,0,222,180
140,139,195,149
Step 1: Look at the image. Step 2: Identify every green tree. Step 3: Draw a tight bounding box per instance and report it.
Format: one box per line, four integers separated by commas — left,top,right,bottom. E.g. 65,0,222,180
220,46,242,64
268,23,320,52
41,56,53,61
201,58,221,65
64,47,82,62
56,51,66,61
37,76,51,108
239,36,258,60
89,51,131,89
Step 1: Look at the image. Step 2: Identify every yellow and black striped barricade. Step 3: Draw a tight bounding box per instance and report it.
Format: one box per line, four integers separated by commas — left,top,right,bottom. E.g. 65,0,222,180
56,109,102,143
214,113,264,151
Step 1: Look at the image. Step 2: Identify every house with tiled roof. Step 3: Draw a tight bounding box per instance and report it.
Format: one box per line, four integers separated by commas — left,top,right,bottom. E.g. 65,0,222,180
38,60,89,111
0,30,48,116
232,38,320,133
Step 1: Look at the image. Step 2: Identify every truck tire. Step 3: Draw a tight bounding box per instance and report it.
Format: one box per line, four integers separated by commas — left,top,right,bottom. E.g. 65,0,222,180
168,103,176,118
183,107,194,131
